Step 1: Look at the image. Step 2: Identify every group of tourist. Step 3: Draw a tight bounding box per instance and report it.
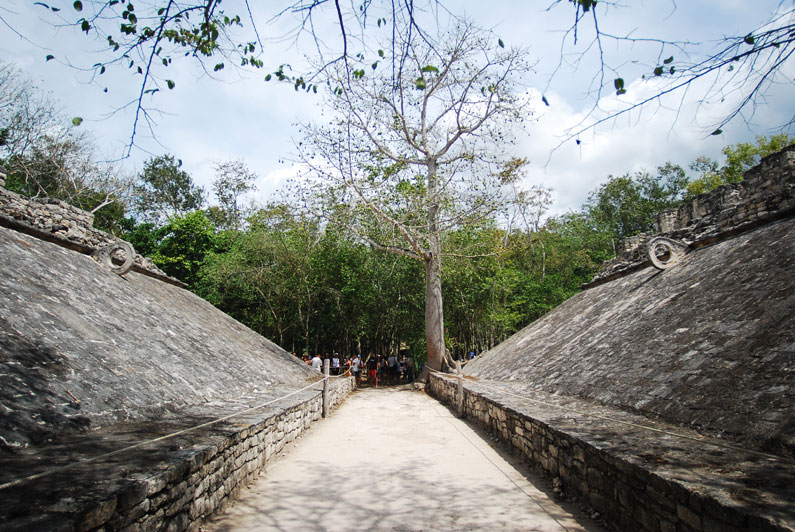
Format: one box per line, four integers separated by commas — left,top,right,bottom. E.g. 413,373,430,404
293,352,415,386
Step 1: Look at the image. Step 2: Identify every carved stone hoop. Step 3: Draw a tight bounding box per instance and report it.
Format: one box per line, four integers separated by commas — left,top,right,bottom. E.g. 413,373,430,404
647,237,688,270
94,242,136,276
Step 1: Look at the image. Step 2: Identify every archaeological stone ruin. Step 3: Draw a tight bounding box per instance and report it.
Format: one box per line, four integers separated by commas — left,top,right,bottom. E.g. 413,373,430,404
0,146,793,532
430,145,795,531
0,178,354,530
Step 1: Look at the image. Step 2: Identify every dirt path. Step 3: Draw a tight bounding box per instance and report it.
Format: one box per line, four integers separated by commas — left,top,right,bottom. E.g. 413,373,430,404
206,387,603,532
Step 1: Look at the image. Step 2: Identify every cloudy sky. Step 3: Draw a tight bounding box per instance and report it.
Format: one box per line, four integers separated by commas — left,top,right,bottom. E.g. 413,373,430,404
2,0,793,216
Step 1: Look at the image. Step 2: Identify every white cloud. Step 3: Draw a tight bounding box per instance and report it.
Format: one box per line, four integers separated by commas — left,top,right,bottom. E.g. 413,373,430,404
248,164,306,207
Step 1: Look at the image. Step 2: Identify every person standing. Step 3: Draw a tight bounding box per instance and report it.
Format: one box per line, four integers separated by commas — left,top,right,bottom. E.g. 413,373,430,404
367,353,379,388
332,353,340,375
379,355,388,383
387,353,398,384
352,354,362,385
311,353,323,372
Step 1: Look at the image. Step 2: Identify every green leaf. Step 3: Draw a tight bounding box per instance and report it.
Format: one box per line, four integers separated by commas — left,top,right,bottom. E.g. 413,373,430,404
711,129,723,136
264,74,272,81
45,54,55,61
166,79,175,90
81,19,90,32
616,88,626,96
663,56,674,65
498,38,504,48
744,34,755,45
541,95,549,106
213,63,224,71
415,77,427,90
421,65,439,74
71,117,83,126
378,49,384,58
613,78,624,90
654,66,664,76
73,0,83,11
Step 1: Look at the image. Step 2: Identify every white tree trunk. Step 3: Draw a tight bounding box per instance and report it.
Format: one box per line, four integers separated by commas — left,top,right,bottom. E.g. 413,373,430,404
424,157,446,371
425,239,445,370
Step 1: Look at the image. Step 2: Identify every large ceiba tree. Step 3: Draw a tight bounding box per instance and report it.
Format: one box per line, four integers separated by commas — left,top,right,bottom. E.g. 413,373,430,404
295,21,533,371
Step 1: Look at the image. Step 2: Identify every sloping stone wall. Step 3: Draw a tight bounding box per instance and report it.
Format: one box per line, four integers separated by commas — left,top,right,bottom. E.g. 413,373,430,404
465,217,795,457
0,194,357,530
465,145,795,458
452,145,795,531
429,373,793,532
0,225,321,450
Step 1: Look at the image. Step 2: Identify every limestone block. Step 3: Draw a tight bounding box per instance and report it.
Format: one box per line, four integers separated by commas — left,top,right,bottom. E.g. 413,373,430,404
77,498,117,532
144,473,170,497
117,482,149,512
676,503,702,531
110,499,150,529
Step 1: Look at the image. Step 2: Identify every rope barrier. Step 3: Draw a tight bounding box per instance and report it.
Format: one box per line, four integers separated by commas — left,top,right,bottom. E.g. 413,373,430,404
428,368,783,461
0,378,328,492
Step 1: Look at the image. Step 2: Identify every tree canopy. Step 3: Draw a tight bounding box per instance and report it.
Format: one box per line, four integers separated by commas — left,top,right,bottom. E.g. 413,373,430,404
296,20,534,370
134,154,205,222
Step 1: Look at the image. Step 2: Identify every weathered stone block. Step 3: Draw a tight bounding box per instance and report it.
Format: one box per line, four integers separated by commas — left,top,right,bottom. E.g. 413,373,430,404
109,498,150,529
634,503,661,532
117,481,149,511
677,503,702,531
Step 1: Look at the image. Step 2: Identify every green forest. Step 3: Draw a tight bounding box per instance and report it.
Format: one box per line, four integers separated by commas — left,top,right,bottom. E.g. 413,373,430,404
1,63,792,366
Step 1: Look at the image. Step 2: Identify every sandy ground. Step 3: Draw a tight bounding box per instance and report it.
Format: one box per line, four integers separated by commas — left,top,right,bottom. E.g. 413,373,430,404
206,387,604,532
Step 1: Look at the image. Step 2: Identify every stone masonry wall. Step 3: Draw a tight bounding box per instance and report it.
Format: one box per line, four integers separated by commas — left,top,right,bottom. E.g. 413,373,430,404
428,374,792,532
2,376,354,532
0,178,179,285
587,144,795,287
116,378,354,532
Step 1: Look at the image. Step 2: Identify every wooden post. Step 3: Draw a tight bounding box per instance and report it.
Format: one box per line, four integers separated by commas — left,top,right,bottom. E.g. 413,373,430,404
322,359,330,418
456,359,464,418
